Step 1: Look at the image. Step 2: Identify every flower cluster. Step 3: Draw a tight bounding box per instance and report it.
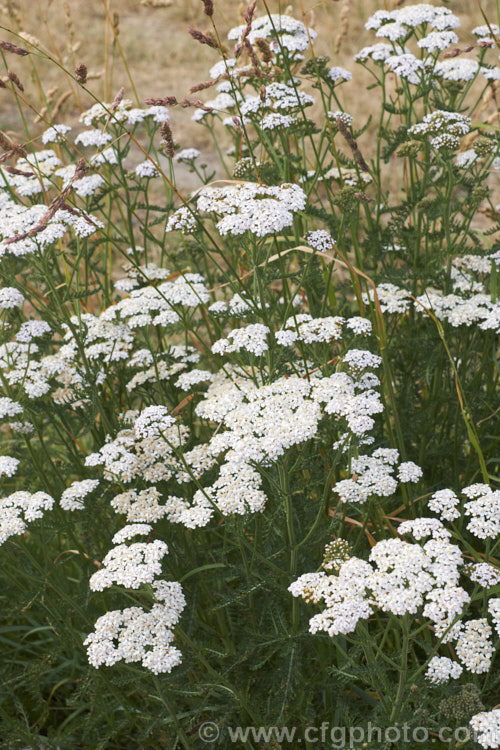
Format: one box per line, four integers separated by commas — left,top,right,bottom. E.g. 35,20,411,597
429,483,500,540
0,491,54,544
212,323,270,356
290,533,468,637
470,709,500,750
306,229,336,254
84,580,186,674
239,82,314,118
333,449,421,504
425,656,463,685
0,0,497,735
365,5,460,36
227,14,317,57
168,182,307,237
60,479,100,511
79,100,169,127
89,540,169,591
408,111,471,152
455,619,494,674
364,273,500,335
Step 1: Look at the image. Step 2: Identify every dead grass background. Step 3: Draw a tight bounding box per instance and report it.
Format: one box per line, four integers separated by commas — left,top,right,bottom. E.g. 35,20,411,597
0,0,496,167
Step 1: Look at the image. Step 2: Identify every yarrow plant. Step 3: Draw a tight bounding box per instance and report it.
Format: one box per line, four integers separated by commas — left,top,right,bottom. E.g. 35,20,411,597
0,1,498,748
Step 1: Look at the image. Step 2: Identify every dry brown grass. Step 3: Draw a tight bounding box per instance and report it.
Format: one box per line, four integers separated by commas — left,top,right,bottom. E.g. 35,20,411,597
0,0,496,155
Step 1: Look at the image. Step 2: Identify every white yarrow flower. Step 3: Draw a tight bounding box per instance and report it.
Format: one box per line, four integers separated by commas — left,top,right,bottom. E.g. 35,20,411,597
425,656,462,684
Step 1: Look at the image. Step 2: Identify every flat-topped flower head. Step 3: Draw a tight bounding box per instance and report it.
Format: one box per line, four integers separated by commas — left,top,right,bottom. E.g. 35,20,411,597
472,23,499,39
175,148,200,163
346,318,372,337
84,580,185,674
276,314,345,345
426,656,462,685
185,182,307,238
212,324,270,356
86,421,187,484
409,110,471,151
362,283,412,314
0,456,19,477
135,160,159,178
289,558,373,636
343,349,382,373
75,129,112,148
466,563,500,589
327,66,352,83
260,112,296,130
434,59,481,82
89,540,169,591
385,53,425,84
291,527,470,640
61,479,100,511
399,517,451,540
397,461,423,483
0,491,54,545
112,524,153,544
366,5,459,33
111,488,168,524
241,82,314,118
455,619,494,674
470,709,500,750
355,43,397,63
333,450,401,504
79,99,160,127
145,105,170,122
72,174,106,198
375,22,406,42
0,397,23,420
209,59,236,80
306,229,336,254
134,406,175,440
463,486,500,539
0,287,25,309
175,368,214,391
417,30,458,51
42,123,71,144
429,488,460,520
191,92,239,122
16,320,51,343
228,14,317,56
